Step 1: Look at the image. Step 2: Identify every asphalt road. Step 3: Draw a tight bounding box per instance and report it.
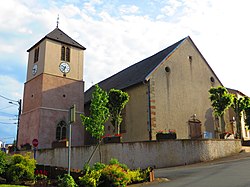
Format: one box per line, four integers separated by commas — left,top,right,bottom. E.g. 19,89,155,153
149,153,250,187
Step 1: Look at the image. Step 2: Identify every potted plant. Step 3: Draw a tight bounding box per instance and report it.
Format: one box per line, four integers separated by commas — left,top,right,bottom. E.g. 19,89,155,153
156,129,177,141
103,134,122,143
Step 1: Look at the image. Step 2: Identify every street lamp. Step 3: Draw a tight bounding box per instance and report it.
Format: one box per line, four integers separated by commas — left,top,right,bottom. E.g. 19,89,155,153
9,99,21,150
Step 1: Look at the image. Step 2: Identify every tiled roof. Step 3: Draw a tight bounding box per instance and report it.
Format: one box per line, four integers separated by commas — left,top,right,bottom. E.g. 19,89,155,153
85,37,187,103
27,27,86,52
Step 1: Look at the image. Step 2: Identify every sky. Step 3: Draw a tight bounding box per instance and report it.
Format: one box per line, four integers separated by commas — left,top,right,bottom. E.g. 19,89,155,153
1,0,250,143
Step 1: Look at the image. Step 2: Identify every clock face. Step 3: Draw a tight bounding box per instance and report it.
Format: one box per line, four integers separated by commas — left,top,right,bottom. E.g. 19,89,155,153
59,62,70,74
32,64,38,75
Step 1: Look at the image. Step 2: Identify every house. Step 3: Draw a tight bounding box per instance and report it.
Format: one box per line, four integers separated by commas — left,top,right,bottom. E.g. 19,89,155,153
85,36,225,143
227,88,250,139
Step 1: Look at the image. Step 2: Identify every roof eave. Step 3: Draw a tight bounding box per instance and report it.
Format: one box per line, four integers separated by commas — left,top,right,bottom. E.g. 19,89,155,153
27,36,86,52
144,37,187,81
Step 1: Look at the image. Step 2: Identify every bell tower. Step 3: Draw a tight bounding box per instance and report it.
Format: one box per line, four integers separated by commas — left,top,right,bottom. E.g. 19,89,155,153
18,27,86,149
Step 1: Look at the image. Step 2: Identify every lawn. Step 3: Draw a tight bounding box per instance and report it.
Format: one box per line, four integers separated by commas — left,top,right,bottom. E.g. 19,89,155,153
0,185,26,187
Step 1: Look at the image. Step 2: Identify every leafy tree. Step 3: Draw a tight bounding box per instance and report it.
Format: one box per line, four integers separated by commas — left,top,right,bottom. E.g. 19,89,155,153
245,107,250,128
80,85,110,164
108,89,129,134
209,86,233,133
80,84,110,140
231,96,250,138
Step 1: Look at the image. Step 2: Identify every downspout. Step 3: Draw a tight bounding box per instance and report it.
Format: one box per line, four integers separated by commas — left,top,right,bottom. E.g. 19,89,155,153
144,80,152,140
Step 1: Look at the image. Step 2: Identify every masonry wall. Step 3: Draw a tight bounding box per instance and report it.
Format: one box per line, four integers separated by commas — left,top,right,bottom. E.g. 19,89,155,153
36,139,241,170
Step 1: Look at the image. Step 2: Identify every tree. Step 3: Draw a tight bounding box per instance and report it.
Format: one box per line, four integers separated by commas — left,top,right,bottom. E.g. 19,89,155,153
80,84,110,140
245,107,250,128
231,96,250,138
108,89,129,134
209,86,233,134
80,84,110,164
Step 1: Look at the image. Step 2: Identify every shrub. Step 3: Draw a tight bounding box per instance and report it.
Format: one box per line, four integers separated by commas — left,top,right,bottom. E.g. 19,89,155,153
127,169,144,184
79,159,151,186
79,169,102,187
93,162,106,171
109,158,128,170
0,151,8,175
6,153,36,183
58,174,78,187
140,167,152,182
101,164,130,187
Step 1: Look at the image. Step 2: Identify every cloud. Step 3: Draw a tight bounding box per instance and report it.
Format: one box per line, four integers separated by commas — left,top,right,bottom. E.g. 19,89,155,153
160,0,182,17
2,0,250,140
119,5,139,15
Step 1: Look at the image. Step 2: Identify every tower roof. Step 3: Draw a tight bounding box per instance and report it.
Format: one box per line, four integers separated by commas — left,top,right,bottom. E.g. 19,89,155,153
27,28,86,52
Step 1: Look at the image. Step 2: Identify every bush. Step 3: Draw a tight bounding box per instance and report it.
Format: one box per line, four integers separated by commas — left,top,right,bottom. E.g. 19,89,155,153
101,164,130,187
109,158,128,170
127,169,144,184
79,169,102,187
58,174,78,187
0,151,8,175
93,162,106,171
5,153,36,183
79,159,151,186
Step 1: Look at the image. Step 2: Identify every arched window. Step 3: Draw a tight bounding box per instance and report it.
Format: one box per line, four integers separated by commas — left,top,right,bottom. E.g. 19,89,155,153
61,46,65,61
61,46,70,62
66,47,70,62
34,47,39,62
56,121,67,141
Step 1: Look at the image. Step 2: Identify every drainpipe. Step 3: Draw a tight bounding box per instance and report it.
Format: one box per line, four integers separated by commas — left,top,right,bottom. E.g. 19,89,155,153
144,80,152,141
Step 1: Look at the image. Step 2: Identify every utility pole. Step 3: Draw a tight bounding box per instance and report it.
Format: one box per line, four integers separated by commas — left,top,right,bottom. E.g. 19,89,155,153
16,99,21,149
68,104,76,175
9,99,22,150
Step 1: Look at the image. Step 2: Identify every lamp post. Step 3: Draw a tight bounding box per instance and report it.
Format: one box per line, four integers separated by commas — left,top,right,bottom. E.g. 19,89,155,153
9,99,21,150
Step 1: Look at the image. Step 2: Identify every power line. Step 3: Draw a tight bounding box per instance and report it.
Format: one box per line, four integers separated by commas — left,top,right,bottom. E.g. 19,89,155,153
0,121,16,125
0,94,17,102
0,105,15,111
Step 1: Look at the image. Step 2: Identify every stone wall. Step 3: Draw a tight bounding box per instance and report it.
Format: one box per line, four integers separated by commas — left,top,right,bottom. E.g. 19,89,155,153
36,139,242,170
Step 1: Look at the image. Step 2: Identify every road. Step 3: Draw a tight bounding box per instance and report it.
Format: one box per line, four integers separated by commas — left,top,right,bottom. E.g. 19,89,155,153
149,153,250,187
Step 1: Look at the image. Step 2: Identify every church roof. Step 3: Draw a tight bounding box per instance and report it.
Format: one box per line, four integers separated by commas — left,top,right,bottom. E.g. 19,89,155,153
27,27,86,52
84,37,187,103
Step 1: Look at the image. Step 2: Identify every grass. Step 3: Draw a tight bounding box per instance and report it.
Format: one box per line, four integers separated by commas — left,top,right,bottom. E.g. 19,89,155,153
0,185,26,187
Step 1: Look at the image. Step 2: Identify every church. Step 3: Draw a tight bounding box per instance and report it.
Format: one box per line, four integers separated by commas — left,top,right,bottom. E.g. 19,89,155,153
18,27,86,149
19,26,242,149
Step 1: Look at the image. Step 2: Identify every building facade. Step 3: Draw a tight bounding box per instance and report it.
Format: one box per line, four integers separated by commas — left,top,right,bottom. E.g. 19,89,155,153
85,36,224,143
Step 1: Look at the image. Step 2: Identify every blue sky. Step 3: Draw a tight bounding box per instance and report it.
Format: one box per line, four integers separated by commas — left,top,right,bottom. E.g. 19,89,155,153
1,0,250,143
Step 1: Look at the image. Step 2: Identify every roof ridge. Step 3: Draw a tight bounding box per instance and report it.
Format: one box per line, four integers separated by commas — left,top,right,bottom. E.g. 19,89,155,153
27,28,86,52
84,37,187,103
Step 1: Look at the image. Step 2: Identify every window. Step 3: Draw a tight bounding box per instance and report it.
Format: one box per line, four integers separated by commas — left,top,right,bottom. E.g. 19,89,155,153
61,46,65,61
34,47,39,63
61,46,70,62
66,47,70,62
56,121,67,141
